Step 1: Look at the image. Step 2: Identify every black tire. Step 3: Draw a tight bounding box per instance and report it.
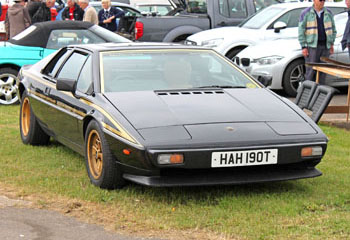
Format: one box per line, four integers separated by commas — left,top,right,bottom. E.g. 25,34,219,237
19,91,50,145
283,59,305,97
85,120,125,189
226,47,246,61
0,67,19,105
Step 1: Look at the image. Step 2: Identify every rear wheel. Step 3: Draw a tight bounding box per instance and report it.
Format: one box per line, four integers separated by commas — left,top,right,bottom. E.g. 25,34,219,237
283,59,305,97
20,91,50,145
0,68,19,105
85,120,125,189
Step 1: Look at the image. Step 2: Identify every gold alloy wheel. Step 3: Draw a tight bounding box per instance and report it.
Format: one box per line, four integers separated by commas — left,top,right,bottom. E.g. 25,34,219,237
21,97,30,137
87,130,103,179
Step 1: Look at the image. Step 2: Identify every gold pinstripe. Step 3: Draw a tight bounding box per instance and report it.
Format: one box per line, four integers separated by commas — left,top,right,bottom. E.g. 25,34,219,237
23,70,140,146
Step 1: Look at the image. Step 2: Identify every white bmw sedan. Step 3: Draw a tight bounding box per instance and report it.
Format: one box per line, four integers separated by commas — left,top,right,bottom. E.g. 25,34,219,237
185,2,346,60
235,12,349,96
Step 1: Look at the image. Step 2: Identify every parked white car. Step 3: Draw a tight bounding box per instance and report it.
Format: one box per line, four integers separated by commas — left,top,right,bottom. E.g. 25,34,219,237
185,2,346,60
235,12,348,96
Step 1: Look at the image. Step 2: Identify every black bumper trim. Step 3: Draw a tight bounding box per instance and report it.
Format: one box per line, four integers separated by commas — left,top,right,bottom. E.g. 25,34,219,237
123,168,322,187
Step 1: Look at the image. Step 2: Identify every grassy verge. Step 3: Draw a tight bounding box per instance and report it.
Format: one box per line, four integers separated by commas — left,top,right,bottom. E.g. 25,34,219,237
1,105,350,240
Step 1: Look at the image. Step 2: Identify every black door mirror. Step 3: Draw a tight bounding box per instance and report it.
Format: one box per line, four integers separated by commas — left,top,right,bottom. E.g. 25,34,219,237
56,78,76,93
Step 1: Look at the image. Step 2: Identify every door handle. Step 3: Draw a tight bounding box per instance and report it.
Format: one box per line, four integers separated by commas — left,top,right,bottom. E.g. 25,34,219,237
39,50,44,58
218,21,227,27
44,87,51,96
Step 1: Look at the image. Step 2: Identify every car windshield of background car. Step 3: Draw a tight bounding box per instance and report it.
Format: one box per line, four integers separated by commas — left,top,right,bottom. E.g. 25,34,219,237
242,6,285,29
12,26,37,41
90,25,131,43
253,0,280,12
101,50,259,92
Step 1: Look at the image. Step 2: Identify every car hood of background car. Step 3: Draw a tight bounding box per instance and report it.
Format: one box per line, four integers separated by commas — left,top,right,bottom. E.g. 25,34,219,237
104,88,320,142
187,26,256,45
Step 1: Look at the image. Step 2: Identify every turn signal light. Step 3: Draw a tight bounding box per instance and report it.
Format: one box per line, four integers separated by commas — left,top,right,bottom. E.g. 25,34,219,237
157,154,184,165
301,146,323,157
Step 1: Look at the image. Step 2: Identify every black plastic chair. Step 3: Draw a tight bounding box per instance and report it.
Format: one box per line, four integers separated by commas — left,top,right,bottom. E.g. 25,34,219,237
294,80,318,109
308,85,336,123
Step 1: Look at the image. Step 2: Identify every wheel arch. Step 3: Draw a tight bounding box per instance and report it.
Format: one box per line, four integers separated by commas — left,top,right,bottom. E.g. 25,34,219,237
83,115,96,140
0,63,21,72
225,45,248,59
163,25,203,42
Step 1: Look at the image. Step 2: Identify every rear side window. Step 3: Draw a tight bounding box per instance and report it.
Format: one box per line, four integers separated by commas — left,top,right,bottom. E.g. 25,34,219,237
42,48,71,78
219,0,247,18
56,52,89,80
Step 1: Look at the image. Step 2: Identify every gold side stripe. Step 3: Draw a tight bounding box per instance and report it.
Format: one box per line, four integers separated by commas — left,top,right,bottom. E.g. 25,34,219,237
81,98,140,145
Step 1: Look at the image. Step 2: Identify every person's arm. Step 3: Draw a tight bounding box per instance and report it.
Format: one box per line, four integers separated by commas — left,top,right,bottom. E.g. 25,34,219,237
5,12,9,39
23,7,32,27
112,7,124,19
98,10,104,25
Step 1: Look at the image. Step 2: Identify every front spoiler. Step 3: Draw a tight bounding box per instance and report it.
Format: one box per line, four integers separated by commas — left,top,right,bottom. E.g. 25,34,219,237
123,168,322,187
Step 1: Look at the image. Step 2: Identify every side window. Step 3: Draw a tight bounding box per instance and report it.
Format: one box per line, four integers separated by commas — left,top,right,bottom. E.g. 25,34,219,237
219,0,229,17
268,9,303,29
328,7,347,16
228,0,247,18
42,48,71,78
46,29,106,50
56,52,88,80
187,0,207,14
76,56,92,94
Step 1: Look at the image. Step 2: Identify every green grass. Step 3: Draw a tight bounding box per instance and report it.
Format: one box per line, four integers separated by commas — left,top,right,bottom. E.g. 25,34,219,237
1,104,350,239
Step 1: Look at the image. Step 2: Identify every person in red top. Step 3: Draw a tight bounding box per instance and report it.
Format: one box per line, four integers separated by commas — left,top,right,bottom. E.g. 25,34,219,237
50,7,57,21
61,0,84,21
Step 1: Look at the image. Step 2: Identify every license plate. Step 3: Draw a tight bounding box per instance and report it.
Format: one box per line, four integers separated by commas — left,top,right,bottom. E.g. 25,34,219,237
211,149,278,167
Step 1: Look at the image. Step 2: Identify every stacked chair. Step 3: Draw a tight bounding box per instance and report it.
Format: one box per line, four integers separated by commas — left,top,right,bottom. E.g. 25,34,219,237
294,80,336,123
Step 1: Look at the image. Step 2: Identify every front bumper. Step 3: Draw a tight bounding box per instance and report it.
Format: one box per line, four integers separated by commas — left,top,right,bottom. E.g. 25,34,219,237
123,163,322,187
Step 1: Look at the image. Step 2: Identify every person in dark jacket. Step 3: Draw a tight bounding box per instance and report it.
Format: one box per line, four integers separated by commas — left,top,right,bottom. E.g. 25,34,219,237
98,0,124,32
61,0,84,21
27,0,53,24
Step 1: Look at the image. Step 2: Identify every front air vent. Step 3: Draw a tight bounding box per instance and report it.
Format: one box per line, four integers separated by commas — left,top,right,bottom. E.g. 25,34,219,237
156,91,224,96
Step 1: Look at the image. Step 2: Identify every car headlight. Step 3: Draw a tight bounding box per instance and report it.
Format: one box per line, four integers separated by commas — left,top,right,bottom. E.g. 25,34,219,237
254,56,284,65
201,38,224,47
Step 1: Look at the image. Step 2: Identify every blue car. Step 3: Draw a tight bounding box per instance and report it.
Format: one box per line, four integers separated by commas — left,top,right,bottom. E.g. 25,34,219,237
0,21,130,105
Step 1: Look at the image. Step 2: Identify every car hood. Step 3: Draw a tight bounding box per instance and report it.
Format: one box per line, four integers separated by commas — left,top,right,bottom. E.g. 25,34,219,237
237,38,301,59
187,26,255,45
105,88,308,130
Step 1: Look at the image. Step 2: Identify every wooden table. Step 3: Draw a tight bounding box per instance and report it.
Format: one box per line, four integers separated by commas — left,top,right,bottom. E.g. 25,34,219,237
312,65,350,122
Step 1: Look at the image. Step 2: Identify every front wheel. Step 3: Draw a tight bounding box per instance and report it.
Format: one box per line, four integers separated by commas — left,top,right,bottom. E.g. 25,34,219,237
20,91,50,145
85,120,125,189
0,68,19,105
283,59,305,97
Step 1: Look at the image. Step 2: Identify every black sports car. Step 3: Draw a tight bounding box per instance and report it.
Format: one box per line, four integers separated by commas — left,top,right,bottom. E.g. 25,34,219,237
17,43,328,189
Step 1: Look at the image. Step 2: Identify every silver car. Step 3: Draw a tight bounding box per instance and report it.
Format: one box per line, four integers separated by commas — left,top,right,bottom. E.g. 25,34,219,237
235,12,349,96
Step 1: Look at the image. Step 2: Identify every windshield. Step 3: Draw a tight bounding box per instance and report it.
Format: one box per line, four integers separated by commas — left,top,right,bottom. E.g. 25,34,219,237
241,6,286,29
101,50,258,92
90,25,131,43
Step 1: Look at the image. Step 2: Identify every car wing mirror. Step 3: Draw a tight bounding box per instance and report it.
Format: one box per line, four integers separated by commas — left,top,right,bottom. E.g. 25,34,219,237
56,78,76,94
257,76,272,87
273,21,287,33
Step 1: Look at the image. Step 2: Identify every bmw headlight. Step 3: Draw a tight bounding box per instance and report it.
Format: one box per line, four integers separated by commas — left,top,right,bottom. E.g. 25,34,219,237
255,56,284,65
202,38,224,47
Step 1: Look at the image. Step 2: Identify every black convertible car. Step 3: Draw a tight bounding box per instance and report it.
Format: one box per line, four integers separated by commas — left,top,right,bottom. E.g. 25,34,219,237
18,43,328,189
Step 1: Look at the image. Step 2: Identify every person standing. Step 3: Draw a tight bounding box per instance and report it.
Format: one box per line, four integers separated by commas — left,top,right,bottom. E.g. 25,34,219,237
298,0,337,83
78,0,98,24
341,0,350,59
27,0,54,24
98,0,124,32
61,0,84,21
5,0,31,39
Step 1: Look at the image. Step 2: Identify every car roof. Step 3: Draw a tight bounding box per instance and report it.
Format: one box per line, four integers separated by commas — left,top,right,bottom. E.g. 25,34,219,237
89,1,140,11
69,42,212,52
9,21,94,48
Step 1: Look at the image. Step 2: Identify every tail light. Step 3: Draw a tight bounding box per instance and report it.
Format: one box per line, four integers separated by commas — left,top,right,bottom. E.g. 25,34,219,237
135,21,144,40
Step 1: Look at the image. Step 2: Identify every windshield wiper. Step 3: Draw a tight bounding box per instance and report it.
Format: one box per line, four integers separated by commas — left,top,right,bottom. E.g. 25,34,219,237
198,85,246,89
